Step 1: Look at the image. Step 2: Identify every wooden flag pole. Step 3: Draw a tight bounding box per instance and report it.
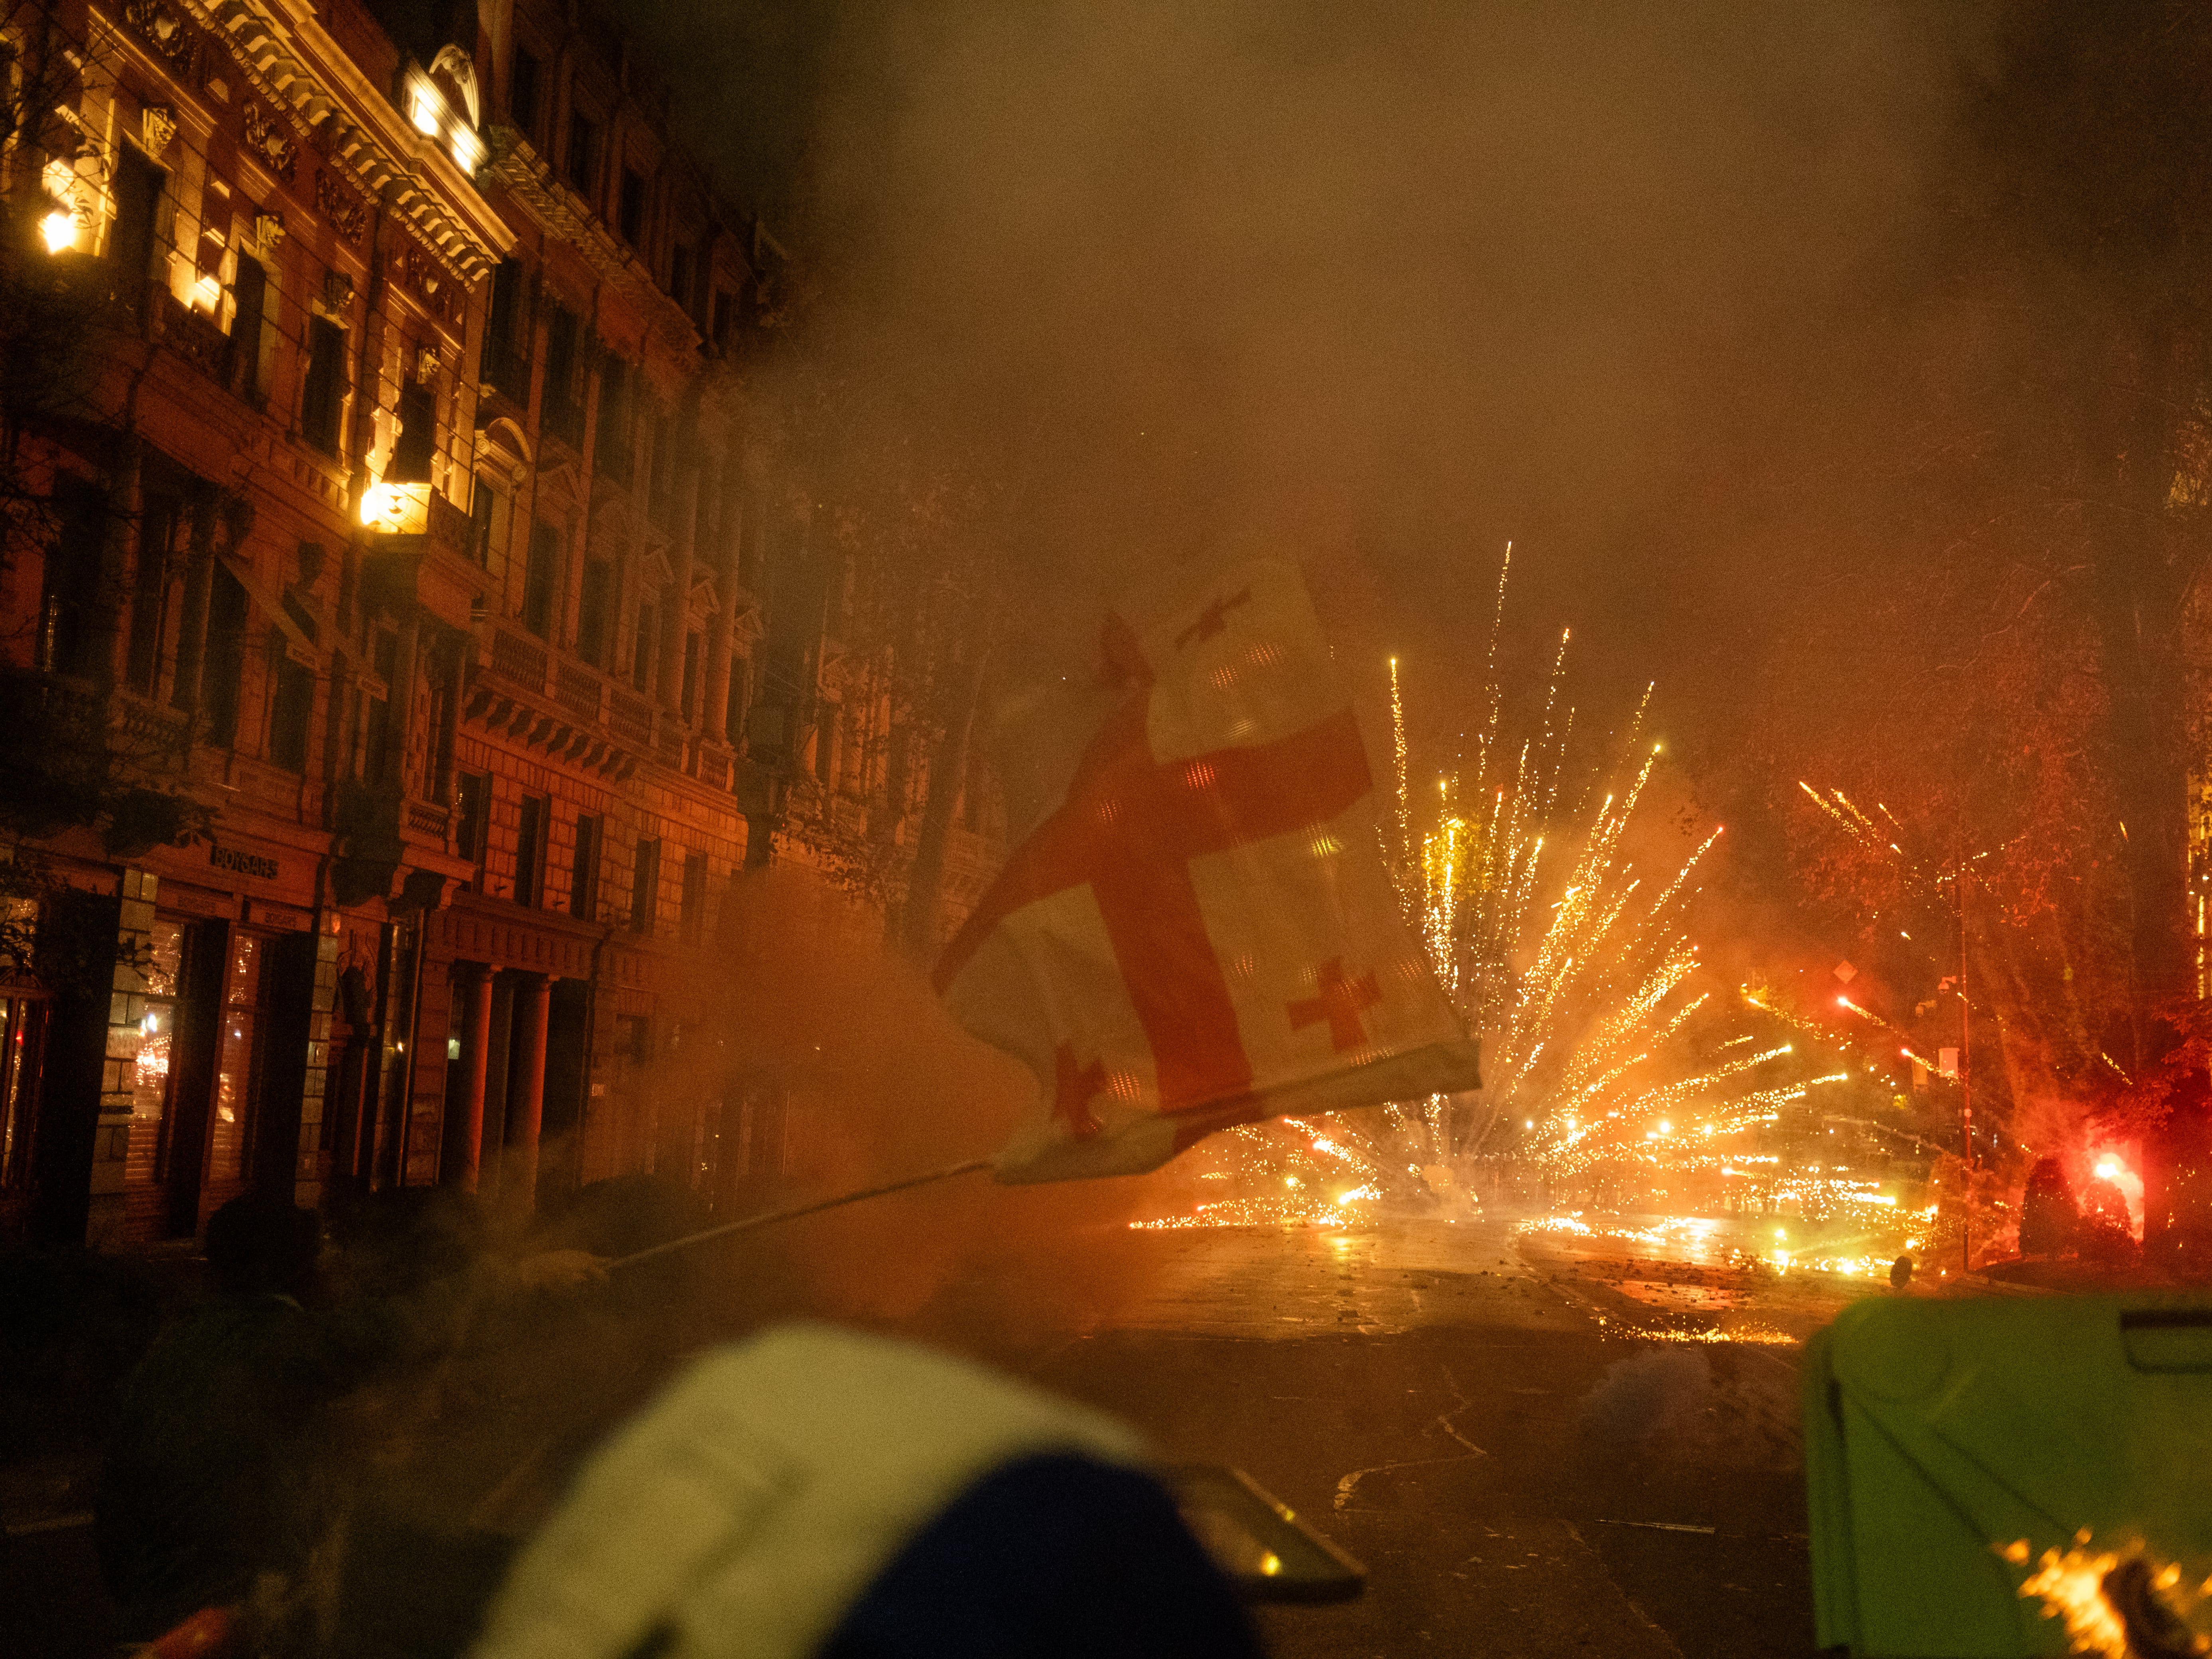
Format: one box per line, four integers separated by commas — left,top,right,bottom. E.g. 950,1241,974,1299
607,1157,993,1271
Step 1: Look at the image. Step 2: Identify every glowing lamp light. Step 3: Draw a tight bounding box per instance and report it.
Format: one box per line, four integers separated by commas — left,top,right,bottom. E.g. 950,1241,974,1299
360,478,432,533
40,211,75,254
2095,1157,2122,1182
192,272,222,311
410,85,441,135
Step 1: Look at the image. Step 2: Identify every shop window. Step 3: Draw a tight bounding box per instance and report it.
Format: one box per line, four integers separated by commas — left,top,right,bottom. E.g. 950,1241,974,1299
0,993,50,1197
522,525,559,639
515,793,549,907
629,837,659,936
267,653,313,771
132,918,182,1170
510,48,540,134
577,559,613,668
203,563,249,747
619,166,645,244
388,378,436,483
207,930,273,1190
571,814,601,920
127,493,179,695
678,850,707,944
300,314,348,456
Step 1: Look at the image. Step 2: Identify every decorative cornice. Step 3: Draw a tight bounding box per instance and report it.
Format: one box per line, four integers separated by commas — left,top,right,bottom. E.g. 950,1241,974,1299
483,124,701,359
182,0,512,284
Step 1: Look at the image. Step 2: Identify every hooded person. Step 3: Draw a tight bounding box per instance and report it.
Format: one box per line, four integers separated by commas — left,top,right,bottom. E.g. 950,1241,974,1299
467,1323,1263,1659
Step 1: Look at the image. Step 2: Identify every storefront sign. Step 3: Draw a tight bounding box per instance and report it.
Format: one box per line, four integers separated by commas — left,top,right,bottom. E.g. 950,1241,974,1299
209,842,281,882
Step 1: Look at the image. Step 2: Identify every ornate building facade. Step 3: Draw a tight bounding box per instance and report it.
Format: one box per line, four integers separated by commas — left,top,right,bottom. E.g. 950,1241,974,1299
0,0,887,1248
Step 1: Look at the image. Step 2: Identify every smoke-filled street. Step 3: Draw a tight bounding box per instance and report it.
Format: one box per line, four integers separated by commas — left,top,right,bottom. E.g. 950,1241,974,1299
10,0,2212,1651
902,1212,1837,1659
10,1208,1855,1658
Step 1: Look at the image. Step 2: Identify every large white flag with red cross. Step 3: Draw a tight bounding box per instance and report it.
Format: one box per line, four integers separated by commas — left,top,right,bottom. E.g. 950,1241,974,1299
935,558,1480,1183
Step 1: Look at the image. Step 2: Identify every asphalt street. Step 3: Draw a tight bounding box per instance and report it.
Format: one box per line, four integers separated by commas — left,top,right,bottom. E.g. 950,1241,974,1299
905,1214,1843,1659
6,1210,1864,1658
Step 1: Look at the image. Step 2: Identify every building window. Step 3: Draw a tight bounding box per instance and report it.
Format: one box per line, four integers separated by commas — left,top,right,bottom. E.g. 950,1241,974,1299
267,653,313,771
469,473,498,567
629,837,659,935
647,413,678,524
511,48,541,134
127,493,179,696
815,704,839,787
523,525,560,639
577,560,614,668
543,307,583,448
669,244,693,309
595,355,632,481
679,850,707,944
388,378,436,483
40,476,107,680
619,167,645,244
723,656,749,747
680,632,700,721
571,813,601,920
516,793,550,907
712,289,734,353
300,315,348,456
203,563,250,746
230,255,270,401
566,111,597,198
482,259,528,402
358,628,395,781
630,598,656,694
455,771,490,885
110,146,165,313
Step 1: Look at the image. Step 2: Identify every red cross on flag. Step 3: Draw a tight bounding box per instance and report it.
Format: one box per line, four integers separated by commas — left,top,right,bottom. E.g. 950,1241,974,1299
936,558,1480,1182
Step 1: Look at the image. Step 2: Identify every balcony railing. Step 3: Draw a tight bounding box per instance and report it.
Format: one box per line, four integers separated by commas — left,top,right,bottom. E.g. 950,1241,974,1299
490,627,549,692
156,293,229,385
481,624,750,793
606,689,653,750
554,660,604,722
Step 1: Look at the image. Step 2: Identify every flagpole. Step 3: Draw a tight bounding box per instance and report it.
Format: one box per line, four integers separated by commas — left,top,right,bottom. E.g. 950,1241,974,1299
607,1157,993,1271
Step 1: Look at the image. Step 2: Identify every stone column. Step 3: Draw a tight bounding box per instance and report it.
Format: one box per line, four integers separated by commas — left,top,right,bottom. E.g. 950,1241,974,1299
505,971,552,1210
443,962,494,1191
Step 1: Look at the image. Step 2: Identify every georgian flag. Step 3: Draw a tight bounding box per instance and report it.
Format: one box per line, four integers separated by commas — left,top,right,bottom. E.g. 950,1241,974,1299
935,559,1480,1182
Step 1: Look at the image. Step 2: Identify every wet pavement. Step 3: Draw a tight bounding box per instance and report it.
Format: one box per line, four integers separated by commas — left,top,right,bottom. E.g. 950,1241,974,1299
7,1207,1890,1657
905,1212,1860,1658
